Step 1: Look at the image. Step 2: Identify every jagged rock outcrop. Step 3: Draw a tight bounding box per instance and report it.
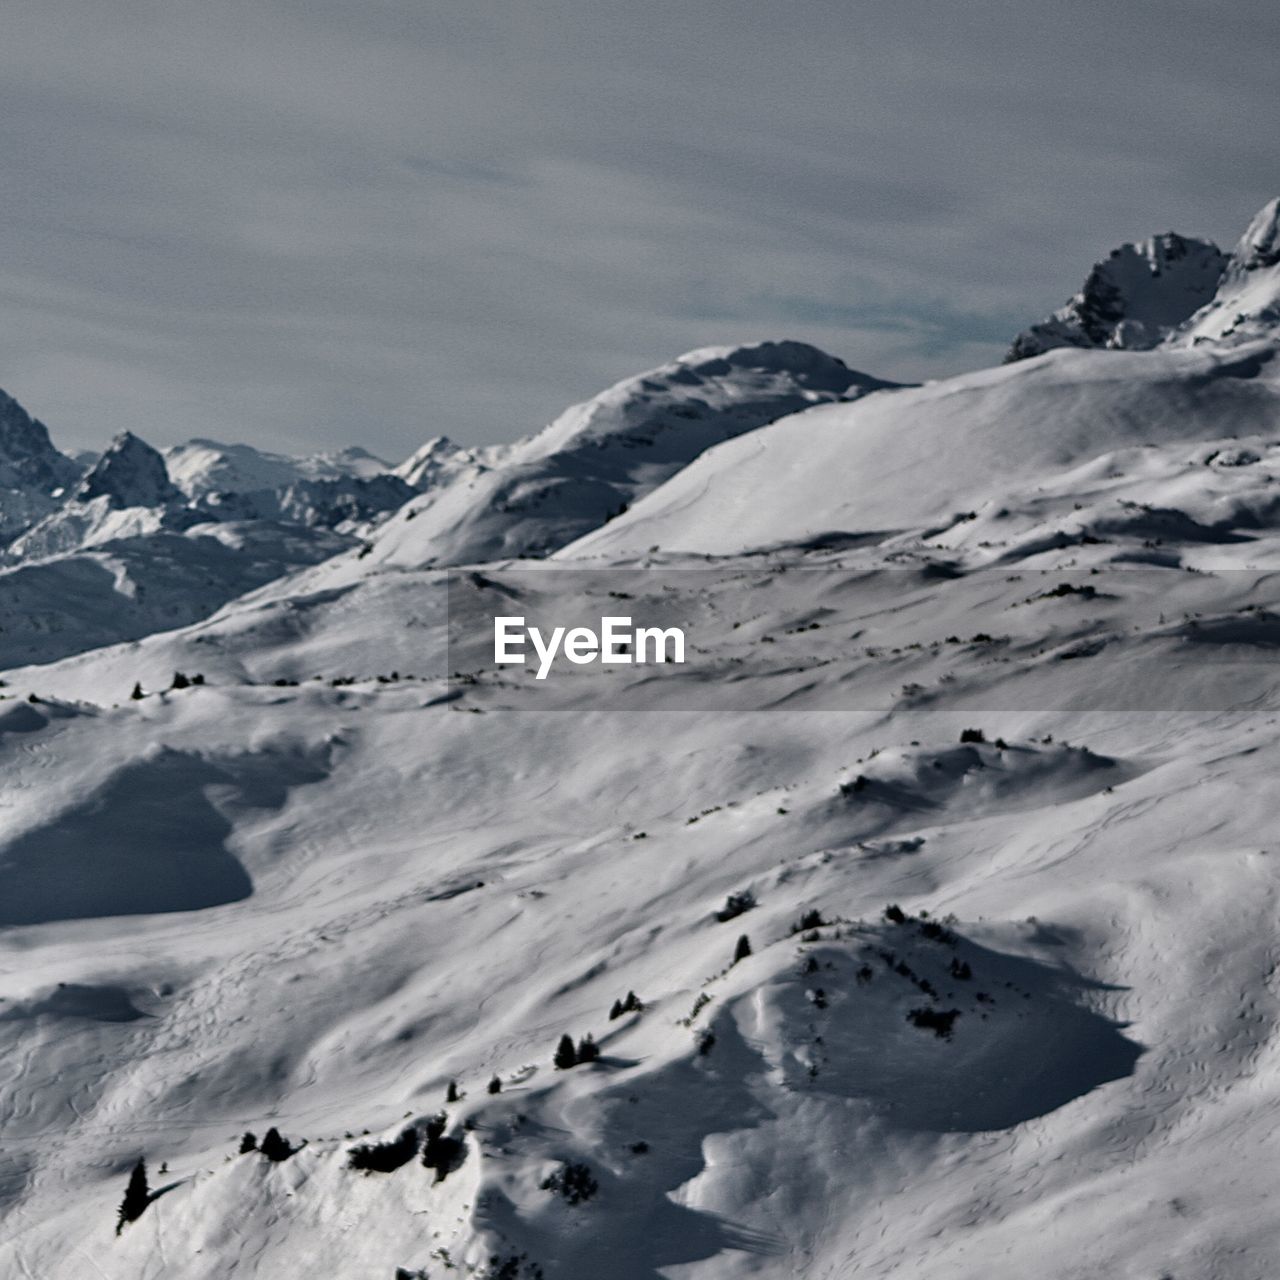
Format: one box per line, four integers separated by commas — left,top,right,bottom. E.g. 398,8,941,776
1007,232,1227,361
75,431,181,508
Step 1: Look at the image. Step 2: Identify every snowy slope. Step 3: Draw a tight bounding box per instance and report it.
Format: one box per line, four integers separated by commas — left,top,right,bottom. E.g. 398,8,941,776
566,339,1280,561
8,203,1280,1280
7,507,1280,1277
335,341,896,571
165,440,392,500
1179,197,1280,346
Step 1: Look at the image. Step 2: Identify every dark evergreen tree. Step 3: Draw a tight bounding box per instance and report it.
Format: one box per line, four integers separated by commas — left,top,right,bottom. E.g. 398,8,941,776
445,1080,460,1103
715,890,756,922
609,999,625,1020
553,1033,578,1070
170,671,190,690
259,1127,299,1162
422,1113,464,1182
347,1125,420,1174
130,682,144,701
795,908,824,932
238,1132,257,1154
487,1075,502,1095
576,1034,599,1064
116,1159,150,1235
623,991,641,1013
733,934,752,964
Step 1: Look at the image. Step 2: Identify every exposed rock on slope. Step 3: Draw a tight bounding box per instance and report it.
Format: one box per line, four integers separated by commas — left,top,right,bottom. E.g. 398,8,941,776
1006,232,1227,360
75,431,181,508
0,389,82,538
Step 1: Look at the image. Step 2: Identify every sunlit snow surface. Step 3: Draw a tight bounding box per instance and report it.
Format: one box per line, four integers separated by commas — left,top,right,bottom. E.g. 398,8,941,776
7,264,1280,1274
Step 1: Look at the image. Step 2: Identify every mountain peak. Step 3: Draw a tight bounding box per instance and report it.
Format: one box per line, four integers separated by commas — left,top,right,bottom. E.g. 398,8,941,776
672,339,876,392
1006,231,1227,361
1177,197,1280,346
1235,197,1280,271
76,430,180,508
0,389,79,493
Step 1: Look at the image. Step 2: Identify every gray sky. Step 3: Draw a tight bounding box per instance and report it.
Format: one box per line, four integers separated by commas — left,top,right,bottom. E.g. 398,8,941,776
1,1,1277,460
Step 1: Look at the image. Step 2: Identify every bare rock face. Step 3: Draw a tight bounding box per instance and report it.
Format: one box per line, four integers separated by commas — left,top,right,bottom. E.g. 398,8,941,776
76,431,181,508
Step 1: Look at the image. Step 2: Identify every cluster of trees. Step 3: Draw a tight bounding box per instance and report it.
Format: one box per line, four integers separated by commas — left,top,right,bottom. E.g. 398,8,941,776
129,672,206,700
608,991,642,1020
348,1126,420,1174
553,1033,599,1070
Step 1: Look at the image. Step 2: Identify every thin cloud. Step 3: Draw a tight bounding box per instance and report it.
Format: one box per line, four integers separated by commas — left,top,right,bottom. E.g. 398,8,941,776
0,0,1276,457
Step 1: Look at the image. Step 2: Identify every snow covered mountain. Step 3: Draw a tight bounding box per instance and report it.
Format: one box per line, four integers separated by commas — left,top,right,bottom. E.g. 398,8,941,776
0,389,82,539
392,436,480,490
5,200,1280,1280
341,340,896,571
0,424,417,666
165,439,392,501
1180,197,1280,346
1006,231,1227,360
567,339,1280,561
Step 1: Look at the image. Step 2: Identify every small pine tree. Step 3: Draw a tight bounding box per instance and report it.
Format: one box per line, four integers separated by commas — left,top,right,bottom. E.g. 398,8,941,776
238,1132,257,1154
733,934,752,964
259,1127,298,1162
445,1080,460,1103
609,999,624,1020
116,1159,150,1234
170,671,190,690
554,1033,578,1070
576,1034,599,1064
623,991,641,1013
130,682,144,701
487,1075,502,1095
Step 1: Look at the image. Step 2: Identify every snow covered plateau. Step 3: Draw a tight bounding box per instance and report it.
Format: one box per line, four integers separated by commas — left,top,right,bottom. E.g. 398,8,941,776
4,202,1280,1278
